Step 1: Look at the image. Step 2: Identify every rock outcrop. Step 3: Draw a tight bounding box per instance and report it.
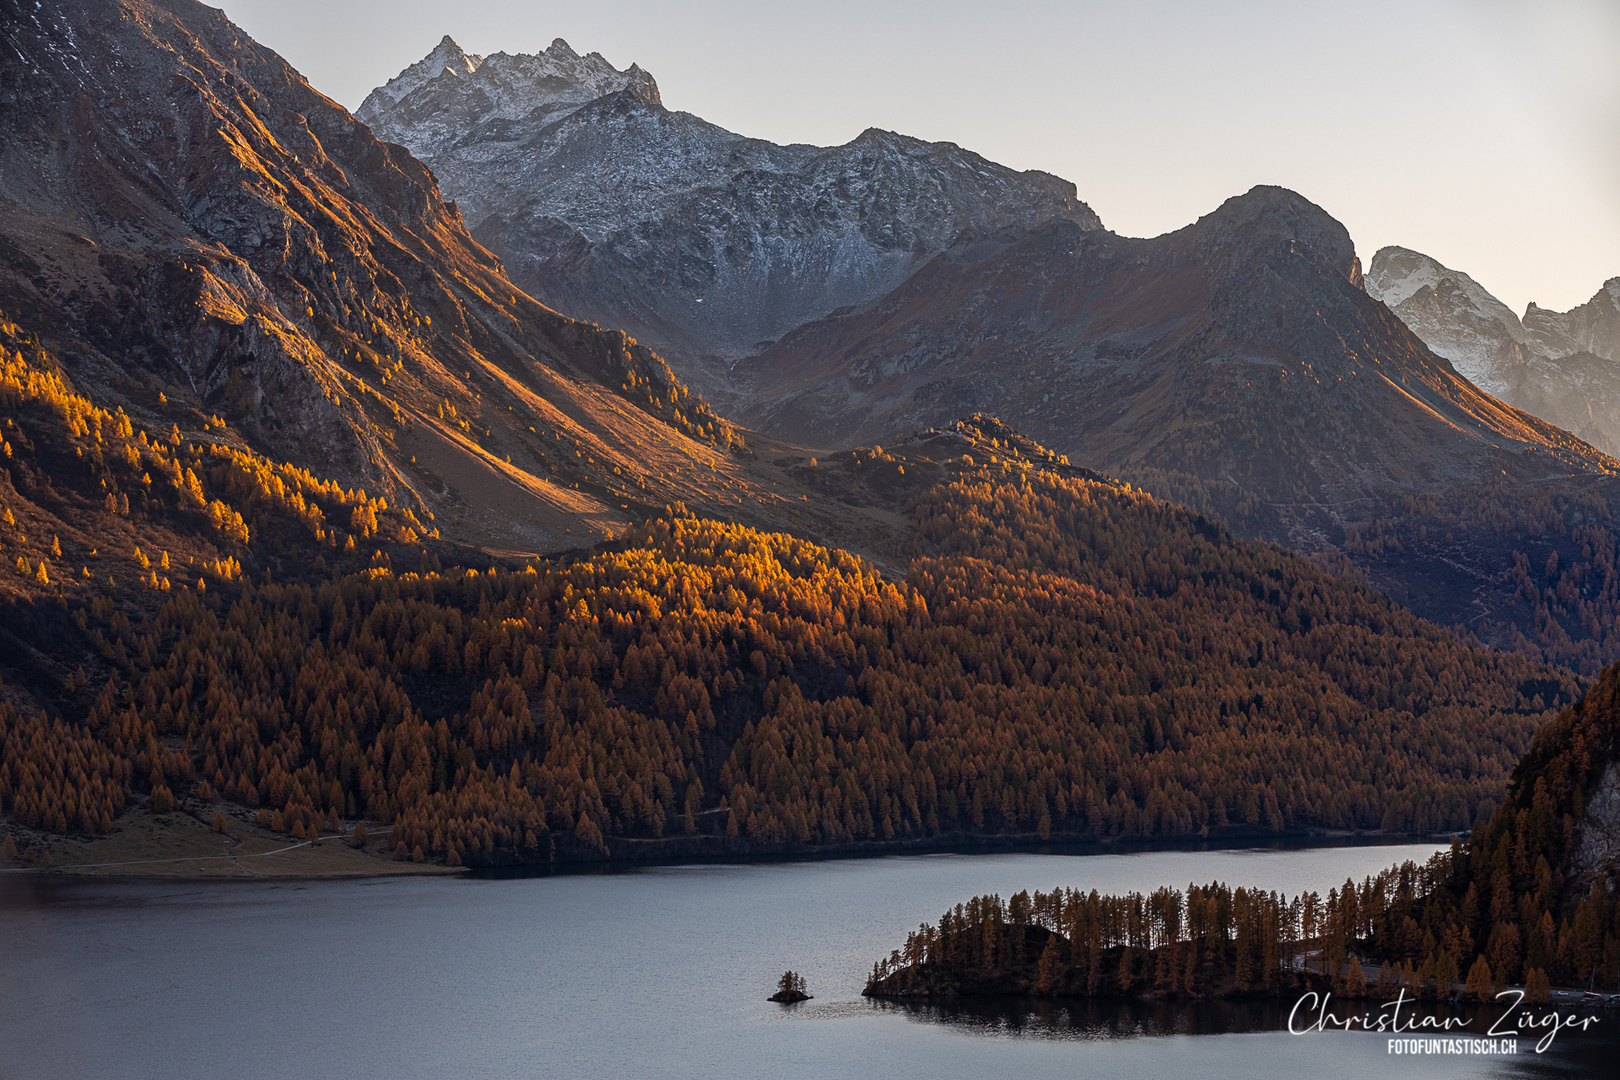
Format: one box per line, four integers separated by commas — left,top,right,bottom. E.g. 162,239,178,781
1525,278,1620,364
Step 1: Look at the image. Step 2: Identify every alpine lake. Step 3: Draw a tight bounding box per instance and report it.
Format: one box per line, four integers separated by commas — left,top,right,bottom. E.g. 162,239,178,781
2,841,1613,1079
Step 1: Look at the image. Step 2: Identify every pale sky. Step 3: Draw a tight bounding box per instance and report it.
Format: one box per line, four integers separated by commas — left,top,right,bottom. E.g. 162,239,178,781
219,0,1619,316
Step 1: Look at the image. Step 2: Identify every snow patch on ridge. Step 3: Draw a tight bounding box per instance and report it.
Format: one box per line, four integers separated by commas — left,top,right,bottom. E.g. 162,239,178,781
364,35,483,109
1366,246,1525,343
357,36,655,139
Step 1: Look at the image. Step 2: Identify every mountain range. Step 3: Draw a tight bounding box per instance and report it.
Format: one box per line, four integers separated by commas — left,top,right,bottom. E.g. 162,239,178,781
3,0,1620,907
0,0,886,558
357,37,1101,399
354,38,1620,662
732,186,1609,499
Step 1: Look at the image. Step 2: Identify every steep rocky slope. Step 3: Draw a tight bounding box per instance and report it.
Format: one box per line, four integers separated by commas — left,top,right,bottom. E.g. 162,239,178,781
737,187,1610,502
357,37,1101,397
0,0,801,553
1525,278,1620,363
1367,247,1620,455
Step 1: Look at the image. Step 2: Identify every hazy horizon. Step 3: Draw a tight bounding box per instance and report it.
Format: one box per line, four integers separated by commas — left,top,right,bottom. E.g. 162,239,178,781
217,0,1619,317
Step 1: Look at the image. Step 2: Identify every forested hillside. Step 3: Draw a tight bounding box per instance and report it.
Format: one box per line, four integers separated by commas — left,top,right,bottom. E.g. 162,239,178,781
1135,467,1620,675
867,657,1620,1001
0,363,1581,864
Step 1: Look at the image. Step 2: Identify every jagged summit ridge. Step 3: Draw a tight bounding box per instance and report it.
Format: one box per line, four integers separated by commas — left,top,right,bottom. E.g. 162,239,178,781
363,35,484,109
358,40,1100,396
357,36,659,158
1192,185,1363,286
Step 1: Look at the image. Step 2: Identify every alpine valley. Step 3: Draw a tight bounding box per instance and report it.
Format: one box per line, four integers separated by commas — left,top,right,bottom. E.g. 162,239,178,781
0,2,1617,1004
361,36,1620,675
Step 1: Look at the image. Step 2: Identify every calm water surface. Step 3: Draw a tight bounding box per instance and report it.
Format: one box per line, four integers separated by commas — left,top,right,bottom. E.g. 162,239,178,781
0,842,1611,1079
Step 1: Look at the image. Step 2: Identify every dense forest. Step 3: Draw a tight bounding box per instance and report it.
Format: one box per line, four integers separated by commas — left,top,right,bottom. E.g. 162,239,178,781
867,658,1620,999
0,319,1589,865
1127,463,1620,676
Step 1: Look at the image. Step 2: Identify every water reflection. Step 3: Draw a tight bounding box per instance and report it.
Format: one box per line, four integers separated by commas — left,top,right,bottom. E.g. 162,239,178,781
869,994,1618,1076
871,994,1468,1039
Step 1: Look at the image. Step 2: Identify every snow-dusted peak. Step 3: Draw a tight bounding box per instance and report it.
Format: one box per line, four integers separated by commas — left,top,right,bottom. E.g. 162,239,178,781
357,35,658,138
1364,245,1529,397
362,36,483,111
357,35,1100,392
1365,245,1525,341
1364,248,1620,453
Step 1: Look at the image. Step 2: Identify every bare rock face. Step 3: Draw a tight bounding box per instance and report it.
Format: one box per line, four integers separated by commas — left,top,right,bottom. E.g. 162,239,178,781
359,34,487,114
1572,760,1620,888
1524,278,1620,363
1364,246,1528,398
0,0,758,550
357,37,655,163
358,38,1102,397
1367,248,1620,456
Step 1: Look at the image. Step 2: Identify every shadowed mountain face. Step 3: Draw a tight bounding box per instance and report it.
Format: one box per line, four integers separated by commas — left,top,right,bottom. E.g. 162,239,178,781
736,188,1613,527
1367,247,1620,456
357,37,1102,397
1525,278,1620,363
0,0,780,551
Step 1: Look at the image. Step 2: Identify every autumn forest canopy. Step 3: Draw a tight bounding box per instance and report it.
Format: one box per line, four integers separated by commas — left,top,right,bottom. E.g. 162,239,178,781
867,653,1620,1002
0,319,1589,867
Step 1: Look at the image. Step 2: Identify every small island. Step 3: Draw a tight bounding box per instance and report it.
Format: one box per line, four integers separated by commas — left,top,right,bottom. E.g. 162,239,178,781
769,970,812,1003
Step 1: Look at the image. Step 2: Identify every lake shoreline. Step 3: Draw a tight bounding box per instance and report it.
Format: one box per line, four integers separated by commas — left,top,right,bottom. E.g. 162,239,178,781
480,827,1456,879
1,812,1455,882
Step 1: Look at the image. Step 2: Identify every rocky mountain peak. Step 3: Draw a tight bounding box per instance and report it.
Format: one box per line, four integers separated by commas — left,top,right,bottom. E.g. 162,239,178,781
1367,246,1525,341
357,34,658,144
361,35,484,111
358,43,1100,396
1365,246,1529,372
1367,246,1620,456
1189,186,1360,284
1524,277,1620,362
